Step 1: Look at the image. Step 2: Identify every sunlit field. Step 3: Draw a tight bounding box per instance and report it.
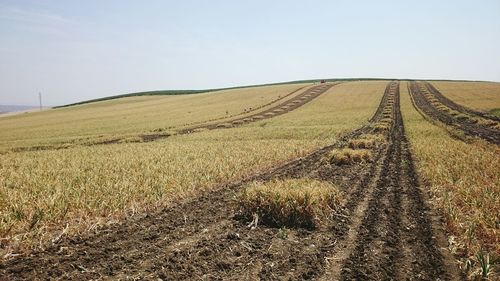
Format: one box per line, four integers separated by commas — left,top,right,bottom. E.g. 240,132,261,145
1,80,498,280
0,83,312,151
432,81,500,112
401,82,499,277
0,81,385,252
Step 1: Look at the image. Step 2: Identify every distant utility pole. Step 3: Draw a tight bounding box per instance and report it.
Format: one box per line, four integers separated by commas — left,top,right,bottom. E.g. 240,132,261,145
39,92,42,111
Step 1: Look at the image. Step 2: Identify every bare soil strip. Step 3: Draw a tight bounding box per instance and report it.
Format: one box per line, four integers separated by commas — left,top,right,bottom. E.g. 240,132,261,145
426,82,500,122
332,82,459,280
409,81,500,144
6,84,334,155
0,82,459,280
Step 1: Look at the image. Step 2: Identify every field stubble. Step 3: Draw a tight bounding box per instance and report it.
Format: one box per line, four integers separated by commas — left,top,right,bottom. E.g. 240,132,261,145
0,81,386,256
0,83,312,152
431,81,500,112
3,80,492,279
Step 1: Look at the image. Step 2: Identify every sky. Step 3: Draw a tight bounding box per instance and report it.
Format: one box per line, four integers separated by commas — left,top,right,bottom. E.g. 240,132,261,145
1,0,499,106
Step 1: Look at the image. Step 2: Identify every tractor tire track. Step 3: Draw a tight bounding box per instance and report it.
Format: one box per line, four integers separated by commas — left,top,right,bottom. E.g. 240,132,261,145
145,82,396,281
321,81,404,280
0,144,357,280
170,84,311,130
322,81,460,280
409,81,500,144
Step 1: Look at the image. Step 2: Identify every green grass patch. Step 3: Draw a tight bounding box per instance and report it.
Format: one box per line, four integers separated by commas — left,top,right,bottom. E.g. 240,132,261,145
489,108,500,117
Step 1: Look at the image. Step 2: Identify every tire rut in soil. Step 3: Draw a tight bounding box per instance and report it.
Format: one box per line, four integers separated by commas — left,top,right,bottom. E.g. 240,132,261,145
136,82,397,281
409,81,500,144
323,81,461,280
173,84,310,130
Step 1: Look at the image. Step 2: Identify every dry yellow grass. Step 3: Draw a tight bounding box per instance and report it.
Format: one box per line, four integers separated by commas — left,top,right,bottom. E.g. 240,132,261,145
348,134,384,149
238,179,344,229
373,122,390,132
327,148,373,165
0,135,323,253
432,81,500,111
0,83,312,151
245,81,388,140
0,81,387,253
401,81,499,278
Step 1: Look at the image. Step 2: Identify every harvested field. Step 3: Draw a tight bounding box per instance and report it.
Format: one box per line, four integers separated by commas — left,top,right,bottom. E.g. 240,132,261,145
0,83,312,152
401,82,499,279
2,83,333,154
180,83,335,133
2,1,498,278
426,82,500,122
408,81,500,144
330,82,458,280
0,81,462,280
0,81,385,257
431,81,500,112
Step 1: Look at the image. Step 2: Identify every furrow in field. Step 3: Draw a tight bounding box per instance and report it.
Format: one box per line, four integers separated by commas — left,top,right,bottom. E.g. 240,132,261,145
320,81,400,280
409,81,500,144
132,82,396,280
148,83,393,281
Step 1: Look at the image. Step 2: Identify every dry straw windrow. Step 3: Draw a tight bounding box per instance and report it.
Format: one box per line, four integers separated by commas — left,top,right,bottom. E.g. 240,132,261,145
348,134,384,149
327,148,373,165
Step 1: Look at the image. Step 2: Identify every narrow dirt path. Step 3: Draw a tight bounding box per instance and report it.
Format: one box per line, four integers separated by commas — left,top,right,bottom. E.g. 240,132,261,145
426,82,500,122
0,81,460,280
409,81,500,144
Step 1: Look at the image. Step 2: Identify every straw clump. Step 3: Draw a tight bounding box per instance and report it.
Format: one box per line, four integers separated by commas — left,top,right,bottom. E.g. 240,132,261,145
238,179,344,229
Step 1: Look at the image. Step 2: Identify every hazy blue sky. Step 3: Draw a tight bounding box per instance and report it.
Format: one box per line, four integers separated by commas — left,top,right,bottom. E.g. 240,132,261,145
1,0,499,106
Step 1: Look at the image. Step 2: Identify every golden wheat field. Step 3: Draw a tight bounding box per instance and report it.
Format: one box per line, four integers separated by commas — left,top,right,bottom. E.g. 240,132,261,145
432,81,500,111
0,83,312,151
1,80,499,280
